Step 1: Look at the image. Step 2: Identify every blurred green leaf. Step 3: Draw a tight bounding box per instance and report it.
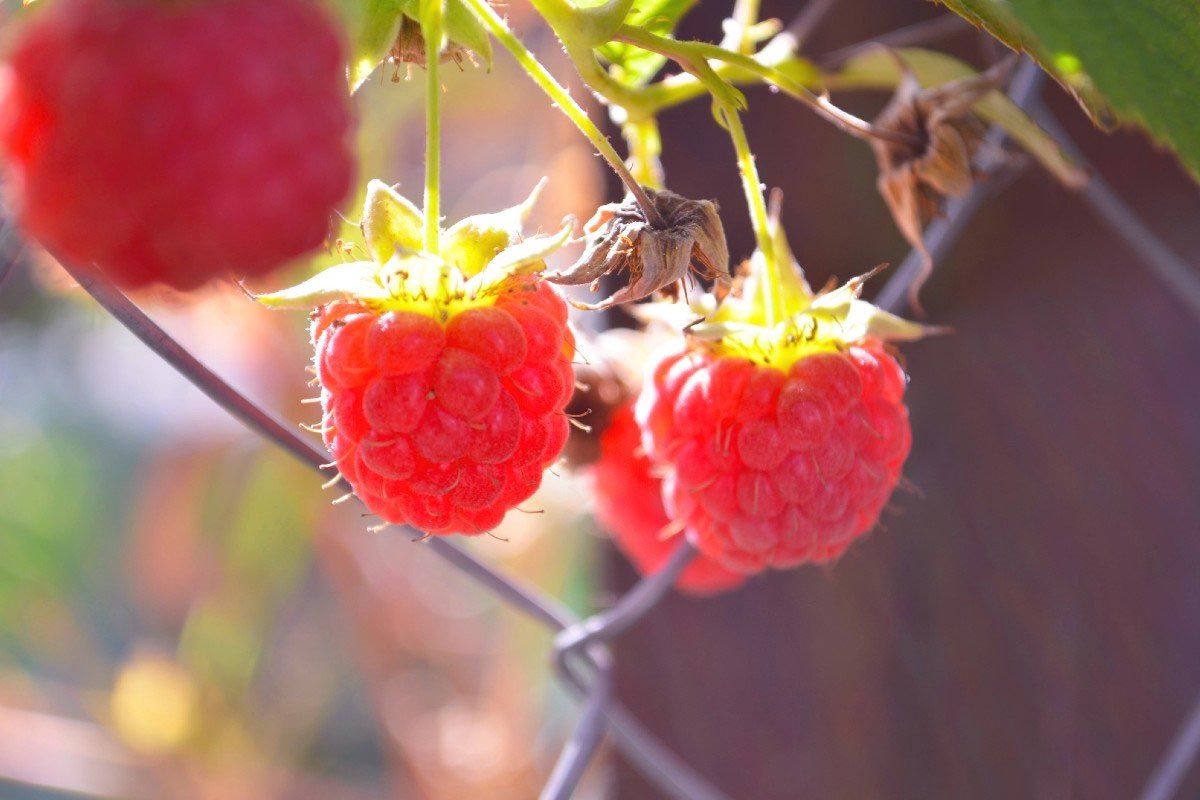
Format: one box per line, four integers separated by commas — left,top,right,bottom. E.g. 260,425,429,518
0,430,109,644
824,47,1088,187
597,0,698,88
936,0,1200,181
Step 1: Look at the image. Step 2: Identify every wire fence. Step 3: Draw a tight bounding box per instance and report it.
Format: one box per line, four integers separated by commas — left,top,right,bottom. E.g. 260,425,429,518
6,40,1199,800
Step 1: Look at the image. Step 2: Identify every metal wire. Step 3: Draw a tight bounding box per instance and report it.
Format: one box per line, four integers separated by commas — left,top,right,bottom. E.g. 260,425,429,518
1025,99,1200,324
1140,693,1200,800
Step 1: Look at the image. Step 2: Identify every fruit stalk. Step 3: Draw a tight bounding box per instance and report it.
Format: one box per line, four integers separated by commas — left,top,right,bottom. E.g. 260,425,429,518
722,105,784,324
460,0,665,228
421,0,445,255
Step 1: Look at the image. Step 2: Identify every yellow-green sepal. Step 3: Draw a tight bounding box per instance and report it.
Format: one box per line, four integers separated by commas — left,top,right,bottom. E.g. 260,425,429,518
253,261,394,309
362,180,424,263
806,268,938,344
442,178,546,277
465,216,574,293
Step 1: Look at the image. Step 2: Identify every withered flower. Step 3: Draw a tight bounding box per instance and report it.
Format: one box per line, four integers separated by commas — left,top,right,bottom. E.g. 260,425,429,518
871,54,1018,309
548,187,730,310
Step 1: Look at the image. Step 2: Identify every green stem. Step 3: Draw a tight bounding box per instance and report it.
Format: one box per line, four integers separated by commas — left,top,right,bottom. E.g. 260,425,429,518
422,0,444,255
461,0,665,227
617,26,917,147
622,118,664,189
722,106,782,325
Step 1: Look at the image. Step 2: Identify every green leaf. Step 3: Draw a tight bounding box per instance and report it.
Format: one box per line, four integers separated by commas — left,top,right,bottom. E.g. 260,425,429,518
597,0,699,88
935,0,1200,181
824,47,1088,187
349,0,406,92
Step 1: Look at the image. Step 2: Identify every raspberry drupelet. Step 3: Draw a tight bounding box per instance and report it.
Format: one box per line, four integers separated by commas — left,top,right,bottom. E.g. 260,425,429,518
589,402,746,596
262,180,577,536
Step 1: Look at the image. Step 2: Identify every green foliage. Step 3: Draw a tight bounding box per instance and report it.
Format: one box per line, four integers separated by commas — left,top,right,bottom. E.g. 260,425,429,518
0,429,110,646
826,47,1087,187
597,0,698,87
937,0,1200,181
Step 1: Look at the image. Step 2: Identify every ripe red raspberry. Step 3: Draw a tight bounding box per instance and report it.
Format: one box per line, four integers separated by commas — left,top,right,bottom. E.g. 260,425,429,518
589,403,746,596
0,0,355,290
314,280,575,535
636,338,910,573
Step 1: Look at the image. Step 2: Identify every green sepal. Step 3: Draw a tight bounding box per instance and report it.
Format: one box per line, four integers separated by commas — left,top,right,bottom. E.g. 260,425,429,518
444,0,493,69
442,178,546,277
807,269,939,343
466,217,574,292
253,261,392,309
348,0,406,93
362,180,425,263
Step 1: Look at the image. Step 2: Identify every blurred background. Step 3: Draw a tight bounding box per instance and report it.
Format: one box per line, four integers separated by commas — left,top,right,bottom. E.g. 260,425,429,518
1,1,1198,799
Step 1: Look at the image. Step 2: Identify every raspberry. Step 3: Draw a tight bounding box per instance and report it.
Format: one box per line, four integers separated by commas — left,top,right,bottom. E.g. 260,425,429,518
316,280,575,535
636,339,910,573
0,0,354,290
589,403,746,596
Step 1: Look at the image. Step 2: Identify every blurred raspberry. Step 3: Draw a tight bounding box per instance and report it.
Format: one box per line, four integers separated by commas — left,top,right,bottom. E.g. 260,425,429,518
0,0,355,289
315,281,574,535
636,340,910,573
590,403,746,596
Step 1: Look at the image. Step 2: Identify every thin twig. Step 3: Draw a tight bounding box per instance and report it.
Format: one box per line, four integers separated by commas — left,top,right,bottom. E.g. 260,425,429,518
820,14,970,69
1139,693,1200,800
1025,100,1200,324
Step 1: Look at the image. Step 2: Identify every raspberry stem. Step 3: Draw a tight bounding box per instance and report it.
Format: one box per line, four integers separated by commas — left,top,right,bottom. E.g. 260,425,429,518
724,107,783,326
622,118,665,189
460,0,666,228
421,0,444,256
